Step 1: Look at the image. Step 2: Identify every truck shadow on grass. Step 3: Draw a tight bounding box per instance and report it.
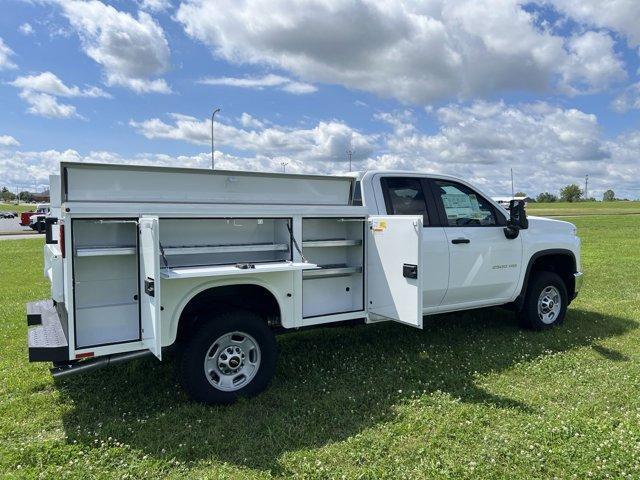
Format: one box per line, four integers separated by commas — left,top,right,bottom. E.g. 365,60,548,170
57,307,634,473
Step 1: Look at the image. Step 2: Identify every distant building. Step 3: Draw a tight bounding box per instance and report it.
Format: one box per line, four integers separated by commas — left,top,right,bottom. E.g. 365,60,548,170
33,190,50,203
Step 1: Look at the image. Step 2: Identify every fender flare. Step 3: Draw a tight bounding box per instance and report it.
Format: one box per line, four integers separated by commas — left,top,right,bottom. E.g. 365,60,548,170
167,277,285,346
514,248,577,310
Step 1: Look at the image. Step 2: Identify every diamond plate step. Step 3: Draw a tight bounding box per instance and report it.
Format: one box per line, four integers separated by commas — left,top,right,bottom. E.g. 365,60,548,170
27,300,69,362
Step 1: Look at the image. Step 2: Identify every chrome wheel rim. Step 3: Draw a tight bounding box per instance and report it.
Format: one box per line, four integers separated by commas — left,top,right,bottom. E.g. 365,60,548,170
537,286,561,324
203,332,261,392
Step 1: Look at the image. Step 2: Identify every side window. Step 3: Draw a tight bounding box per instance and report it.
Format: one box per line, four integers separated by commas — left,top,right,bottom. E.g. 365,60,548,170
433,180,497,227
352,181,363,206
381,177,429,226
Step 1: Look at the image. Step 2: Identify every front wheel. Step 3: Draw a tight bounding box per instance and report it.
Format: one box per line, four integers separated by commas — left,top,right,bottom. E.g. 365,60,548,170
178,309,277,405
519,271,568,330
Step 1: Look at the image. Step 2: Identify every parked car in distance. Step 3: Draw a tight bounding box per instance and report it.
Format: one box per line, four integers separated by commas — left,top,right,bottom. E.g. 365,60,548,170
28,204,50,232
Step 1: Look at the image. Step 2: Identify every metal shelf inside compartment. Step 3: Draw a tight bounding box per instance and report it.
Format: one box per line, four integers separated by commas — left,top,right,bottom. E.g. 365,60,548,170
162,243,289,255
75,246,137,257
302,239,362,248
303,264,363,279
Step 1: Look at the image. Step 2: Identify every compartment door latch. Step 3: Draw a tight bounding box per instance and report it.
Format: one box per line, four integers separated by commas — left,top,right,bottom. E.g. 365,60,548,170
144,277,155,297
402,263,418,279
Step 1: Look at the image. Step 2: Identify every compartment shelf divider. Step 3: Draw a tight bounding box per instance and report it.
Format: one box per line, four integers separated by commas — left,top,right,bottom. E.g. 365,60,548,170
303,265,362,279
163,243,289,255
75,246,137,257
302,239,362,248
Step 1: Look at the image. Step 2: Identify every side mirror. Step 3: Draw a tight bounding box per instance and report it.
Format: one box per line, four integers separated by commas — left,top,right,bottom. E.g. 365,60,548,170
503,199,528,239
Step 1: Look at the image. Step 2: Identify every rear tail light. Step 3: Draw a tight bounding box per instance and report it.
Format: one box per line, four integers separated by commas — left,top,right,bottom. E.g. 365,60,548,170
59,223,65,258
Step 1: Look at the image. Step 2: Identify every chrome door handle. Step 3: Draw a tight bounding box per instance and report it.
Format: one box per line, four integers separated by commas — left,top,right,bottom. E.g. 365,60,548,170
451,238,470,244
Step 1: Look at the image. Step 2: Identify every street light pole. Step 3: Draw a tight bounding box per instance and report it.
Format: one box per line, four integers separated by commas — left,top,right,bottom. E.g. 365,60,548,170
211,107,221,170
510,168,514,198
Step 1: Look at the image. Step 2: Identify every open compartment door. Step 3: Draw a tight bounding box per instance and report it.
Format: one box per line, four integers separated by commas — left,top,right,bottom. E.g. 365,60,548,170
367,215,423,328
139,216,162,359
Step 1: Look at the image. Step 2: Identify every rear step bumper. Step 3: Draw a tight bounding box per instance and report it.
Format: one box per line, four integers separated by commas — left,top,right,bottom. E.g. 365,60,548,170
26,300,69,362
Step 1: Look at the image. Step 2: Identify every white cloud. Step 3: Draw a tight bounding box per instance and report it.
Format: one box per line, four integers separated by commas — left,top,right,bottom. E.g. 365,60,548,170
126,100,640,198
199,74,317,95
19,91,81,119
368,101,639,198
10,72,109,119
129,113,374,163
545,0,640,47
19,23,35,35
59,0,171,93
0,37,17,70
2,101,639,198
11,72,109,98
175,0,624,103
558,31,627,94
239,113,264,129
138,0,172,12
0,149,320,190
612,82,640,112
0,135,20,147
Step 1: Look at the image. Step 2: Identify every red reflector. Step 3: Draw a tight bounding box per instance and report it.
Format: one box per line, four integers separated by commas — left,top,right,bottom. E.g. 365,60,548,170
76,352,94,359
59,223,65,258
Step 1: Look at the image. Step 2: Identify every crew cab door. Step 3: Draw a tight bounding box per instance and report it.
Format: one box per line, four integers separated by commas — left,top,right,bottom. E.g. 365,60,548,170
139,216,162,359
429,180,523,305
367,215,423,327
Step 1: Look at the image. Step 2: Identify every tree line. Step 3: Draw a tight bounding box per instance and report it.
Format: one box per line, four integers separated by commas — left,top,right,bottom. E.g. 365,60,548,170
1,187,35,203
535,186,619,203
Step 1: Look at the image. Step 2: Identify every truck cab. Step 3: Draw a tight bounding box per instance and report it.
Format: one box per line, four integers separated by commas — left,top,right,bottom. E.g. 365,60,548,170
358,170,582,318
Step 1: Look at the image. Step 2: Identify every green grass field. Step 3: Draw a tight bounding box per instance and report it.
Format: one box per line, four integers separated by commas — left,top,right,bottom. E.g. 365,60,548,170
528,200,640,216
0,203,37,214
1,207,639,478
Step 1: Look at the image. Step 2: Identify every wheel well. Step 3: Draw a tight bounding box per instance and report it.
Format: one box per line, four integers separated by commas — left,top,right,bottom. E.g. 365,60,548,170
176,284,281,343
527,252,576,301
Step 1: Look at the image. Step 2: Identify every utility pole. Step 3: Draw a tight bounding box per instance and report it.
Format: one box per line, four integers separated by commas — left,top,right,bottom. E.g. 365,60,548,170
281,161,288,173
584,174,589,201
347,150,353,172
510,168,514,198
211,107,221,170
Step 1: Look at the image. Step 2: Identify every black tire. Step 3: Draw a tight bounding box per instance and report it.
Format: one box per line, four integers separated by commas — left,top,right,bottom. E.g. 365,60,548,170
519,271,568,330
178,309,277,405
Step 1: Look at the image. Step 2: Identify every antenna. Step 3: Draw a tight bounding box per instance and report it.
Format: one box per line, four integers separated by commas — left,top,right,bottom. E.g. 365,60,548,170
584,174,589,200
347,149,353,172
211,107,221,170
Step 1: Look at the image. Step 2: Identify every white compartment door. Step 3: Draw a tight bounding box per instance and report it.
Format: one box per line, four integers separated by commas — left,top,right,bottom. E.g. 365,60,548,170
139,216,162,359
367,215,423,328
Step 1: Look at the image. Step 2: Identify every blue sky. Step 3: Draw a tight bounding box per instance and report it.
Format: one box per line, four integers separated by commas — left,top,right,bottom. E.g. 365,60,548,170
1,0,639,199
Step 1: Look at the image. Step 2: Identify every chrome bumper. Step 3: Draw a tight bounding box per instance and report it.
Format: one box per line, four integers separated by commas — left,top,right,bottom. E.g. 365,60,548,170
573,272,584,297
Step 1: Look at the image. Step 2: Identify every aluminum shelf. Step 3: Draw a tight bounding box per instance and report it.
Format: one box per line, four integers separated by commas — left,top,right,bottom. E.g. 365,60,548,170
303,265,363,279
302,239,362,248
75,246,136,257
163,243,289,255
162,261,317,279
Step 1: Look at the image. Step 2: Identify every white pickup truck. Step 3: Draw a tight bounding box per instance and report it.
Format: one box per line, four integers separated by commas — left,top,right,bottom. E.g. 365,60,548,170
28,162,583,404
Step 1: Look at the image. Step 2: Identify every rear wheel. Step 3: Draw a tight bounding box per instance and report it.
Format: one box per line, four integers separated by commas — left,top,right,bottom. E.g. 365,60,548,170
519,271,568,330
178,309,277,404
